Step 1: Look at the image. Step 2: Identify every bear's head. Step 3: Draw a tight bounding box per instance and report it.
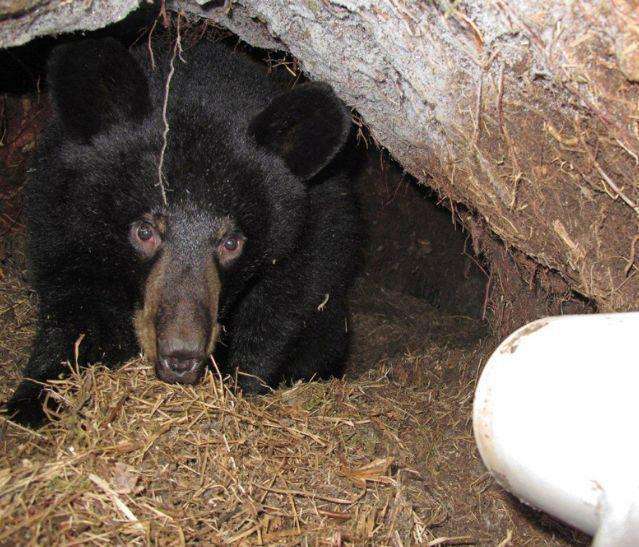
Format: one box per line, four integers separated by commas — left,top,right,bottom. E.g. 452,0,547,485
45,38,351,385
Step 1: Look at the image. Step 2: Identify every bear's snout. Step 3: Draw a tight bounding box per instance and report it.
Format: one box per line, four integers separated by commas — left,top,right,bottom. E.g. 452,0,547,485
154,307,211,386
134,245,222,386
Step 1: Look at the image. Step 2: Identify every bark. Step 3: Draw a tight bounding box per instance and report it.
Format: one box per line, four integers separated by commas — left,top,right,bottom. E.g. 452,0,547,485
0,0,139,48
179,0,639,312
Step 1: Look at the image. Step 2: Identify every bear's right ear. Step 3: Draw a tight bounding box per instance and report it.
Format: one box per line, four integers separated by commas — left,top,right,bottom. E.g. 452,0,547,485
48,38,152,142
249,83,351,181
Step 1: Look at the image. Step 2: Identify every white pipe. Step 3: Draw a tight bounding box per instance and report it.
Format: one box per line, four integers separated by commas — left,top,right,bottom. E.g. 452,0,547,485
473,312,639,545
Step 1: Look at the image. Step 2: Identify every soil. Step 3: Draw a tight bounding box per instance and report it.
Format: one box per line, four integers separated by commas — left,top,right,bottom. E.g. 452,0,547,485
352,151,487,321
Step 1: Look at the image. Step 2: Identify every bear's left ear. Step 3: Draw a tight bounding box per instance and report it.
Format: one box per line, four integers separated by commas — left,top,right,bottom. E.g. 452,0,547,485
249,83,351,181
48,38,152,142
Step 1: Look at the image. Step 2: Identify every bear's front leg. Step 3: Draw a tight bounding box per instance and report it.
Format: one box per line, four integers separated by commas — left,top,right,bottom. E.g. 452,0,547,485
6,292,137,427
7,319,85,427
223,308,303,395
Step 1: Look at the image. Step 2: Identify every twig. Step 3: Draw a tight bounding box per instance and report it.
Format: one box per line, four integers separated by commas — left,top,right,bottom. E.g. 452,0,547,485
497,529,513,547
88,473,146,533
0,416,45,439
317,293,330,311
615,137,639,165
594,159,639,217
624,234,639,276
147,17,158,72
157,16,184,206
253,483,356,505
73,333,85,368
497,62,505,138
481,270,492,321
576,116,639,218
427,536,473,546
473,72,484,147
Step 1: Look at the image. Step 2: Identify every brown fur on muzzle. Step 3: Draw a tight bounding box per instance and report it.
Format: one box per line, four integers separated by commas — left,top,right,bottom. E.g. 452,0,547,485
133,251,221,383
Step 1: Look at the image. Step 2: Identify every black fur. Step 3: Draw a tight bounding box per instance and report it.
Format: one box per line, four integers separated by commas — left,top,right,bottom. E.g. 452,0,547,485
7,38,361,427
48,38,153,142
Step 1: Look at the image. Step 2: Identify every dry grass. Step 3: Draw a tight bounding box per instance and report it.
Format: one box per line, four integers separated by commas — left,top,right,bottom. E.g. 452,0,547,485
1,360,429,544
0,341,450,544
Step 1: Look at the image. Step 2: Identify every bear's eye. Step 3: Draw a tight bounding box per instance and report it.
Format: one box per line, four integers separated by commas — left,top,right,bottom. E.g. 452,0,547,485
217,234,244,266
137,222,154,241
224,237,238,251
130,220,161,259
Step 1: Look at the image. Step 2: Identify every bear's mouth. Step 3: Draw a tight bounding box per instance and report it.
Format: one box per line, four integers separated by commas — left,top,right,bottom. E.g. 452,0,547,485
154,354,207,385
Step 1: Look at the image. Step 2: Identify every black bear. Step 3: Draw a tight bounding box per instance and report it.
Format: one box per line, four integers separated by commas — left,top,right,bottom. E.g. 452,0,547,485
7,37,360,427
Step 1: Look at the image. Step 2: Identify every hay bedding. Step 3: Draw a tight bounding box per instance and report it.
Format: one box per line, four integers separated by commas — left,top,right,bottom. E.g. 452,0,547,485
0,294,435,544
1,361,424,544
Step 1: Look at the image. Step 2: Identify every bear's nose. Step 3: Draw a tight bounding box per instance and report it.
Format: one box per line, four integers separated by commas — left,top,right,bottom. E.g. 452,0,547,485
155,351,205,385
163,354,200,374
